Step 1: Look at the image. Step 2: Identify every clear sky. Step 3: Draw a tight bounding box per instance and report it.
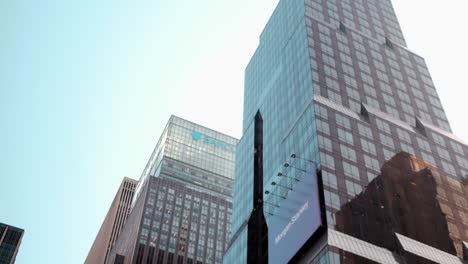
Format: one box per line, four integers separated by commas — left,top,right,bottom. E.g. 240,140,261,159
1,0,467,263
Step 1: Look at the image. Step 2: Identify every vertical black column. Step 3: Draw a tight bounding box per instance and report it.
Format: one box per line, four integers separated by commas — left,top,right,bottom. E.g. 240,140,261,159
247,111,268,264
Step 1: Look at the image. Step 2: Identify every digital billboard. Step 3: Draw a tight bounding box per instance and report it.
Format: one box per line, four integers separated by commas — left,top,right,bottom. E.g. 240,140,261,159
267,165,323,264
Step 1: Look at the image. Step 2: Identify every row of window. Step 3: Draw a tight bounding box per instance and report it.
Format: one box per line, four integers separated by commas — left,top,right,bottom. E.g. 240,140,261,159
308,18,451,131
305,0,405,46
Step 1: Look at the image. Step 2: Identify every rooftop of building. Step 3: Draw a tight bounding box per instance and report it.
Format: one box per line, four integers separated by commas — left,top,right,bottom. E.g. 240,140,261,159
169,115,239,142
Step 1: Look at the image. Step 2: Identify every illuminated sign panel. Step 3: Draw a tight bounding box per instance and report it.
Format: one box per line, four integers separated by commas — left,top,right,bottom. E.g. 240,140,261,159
191,130,236,153
268,165,323,264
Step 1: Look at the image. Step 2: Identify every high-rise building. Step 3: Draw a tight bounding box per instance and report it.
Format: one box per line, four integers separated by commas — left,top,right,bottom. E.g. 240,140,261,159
0,223,24,264
225,0,468,263
106,116,238,264
86,177,138,264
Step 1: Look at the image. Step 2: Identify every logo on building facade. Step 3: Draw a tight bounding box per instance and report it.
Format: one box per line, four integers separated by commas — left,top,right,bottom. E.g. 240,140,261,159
191,131,202,141
191,130,235,153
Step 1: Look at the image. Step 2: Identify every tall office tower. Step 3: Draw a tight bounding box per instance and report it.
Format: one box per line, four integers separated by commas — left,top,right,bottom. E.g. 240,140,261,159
86,177,138,264
224,0,468,263
106,116,237,264
0,223,24,264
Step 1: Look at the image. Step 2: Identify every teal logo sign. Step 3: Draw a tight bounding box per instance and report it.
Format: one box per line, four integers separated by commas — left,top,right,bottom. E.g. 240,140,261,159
191,130,235,153
191,131,202,141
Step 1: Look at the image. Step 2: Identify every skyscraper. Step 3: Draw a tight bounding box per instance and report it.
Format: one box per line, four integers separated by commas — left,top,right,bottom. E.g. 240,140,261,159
106,116,238,264
0,223,24,264
225,0,468,263
86,177,138,264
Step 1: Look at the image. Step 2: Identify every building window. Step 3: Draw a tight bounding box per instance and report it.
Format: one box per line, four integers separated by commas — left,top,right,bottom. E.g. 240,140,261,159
343,161,360,180
442,161,456,176
437,146,451,161
340,144,357,162
115,255,125,264
376,119,391,134
337,128,354,145
320,153,335,170
417,137,431,152
364,155,380,171
379,133,395,149
316,119,330,134
335,113,351,129
361,138,377,155
318,136,333,152
346,180,363,196
324,190,341,210
322,170,338,189
358,123,373,139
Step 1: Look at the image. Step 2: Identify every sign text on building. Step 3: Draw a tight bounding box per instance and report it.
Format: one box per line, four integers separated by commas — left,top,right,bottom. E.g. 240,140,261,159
191,131,235,153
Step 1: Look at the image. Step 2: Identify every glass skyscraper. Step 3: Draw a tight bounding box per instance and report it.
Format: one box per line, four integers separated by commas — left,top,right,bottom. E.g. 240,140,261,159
106,116,237,264
0,223,24,264
225,0,468,263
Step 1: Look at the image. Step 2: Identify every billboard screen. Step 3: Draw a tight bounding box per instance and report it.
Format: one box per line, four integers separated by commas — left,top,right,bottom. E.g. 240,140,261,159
267,165,323,264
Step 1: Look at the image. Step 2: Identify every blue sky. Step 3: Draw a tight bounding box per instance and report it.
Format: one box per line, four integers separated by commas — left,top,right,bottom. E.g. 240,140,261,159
1,0,467,263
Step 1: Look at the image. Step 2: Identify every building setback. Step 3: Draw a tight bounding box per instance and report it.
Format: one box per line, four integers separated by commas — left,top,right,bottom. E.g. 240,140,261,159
86,177,138,264
224,0,468,263
106,116,238,264
0,223,24,264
